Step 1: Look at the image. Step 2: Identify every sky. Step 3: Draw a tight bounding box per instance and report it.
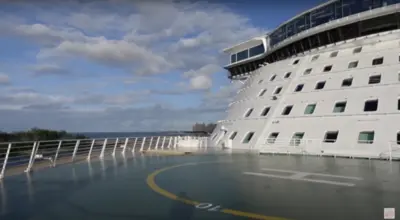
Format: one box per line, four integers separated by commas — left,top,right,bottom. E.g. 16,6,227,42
0,0,326,132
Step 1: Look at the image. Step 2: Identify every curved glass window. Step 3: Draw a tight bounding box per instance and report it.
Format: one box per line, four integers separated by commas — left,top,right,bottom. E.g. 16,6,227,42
231,54,236,63
231,44,265,63
237,50,248,62
249,44,265,57
269,0,400,47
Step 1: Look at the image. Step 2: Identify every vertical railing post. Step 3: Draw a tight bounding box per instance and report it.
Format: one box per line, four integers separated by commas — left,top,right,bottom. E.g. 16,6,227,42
72,140,80,162
174,137,178,149
25,142,39,173
319,140,323,157
131,138,138,152
198,137,201,148
148,137,154,151
388,141,393,161
112,138,119,156
122,138,129,154
0,143,12,179
140,137,146,152
87,139,95,160
155,136,160,150
167,137,172,149
99,139,108,158
161,136,166,150
53,140,63,167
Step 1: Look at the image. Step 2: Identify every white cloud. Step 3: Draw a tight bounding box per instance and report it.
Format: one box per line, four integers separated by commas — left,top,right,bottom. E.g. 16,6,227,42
189,75,213,90
12,23,88,46
30,64,69,76
0,73,10,85
0,0,263,131
183,64,221,90
0,91,72,110
29,1,263,76
38,38,172,75
183,64,221,78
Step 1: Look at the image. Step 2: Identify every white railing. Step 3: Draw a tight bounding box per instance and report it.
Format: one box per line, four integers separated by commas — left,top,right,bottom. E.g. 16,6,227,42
260,138,400,161
380,141,400,161
0,135,209,179
261,138,323,156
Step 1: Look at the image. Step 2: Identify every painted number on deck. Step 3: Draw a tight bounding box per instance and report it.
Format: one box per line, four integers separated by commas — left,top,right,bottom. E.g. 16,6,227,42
195,203,222,212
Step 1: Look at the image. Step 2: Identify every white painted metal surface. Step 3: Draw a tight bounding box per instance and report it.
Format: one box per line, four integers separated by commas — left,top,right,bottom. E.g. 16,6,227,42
212,13,400,160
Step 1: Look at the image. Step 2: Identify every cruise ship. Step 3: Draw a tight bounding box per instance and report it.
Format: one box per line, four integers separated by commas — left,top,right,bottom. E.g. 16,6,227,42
2,2,400,220
211,0,400,159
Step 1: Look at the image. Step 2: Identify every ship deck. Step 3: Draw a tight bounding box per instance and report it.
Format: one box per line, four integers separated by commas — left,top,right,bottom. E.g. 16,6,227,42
1,150,399,220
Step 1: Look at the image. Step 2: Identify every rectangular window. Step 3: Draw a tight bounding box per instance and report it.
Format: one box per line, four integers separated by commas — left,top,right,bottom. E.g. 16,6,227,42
364,100,378,112
304,104,316,114
323,65,332,72
341,78,353,87
304,68,312,75
237,50,248,62
315,81,326,90
293,59,299,65
274,87,282,94
243,132,255,143
353,47,362,54
229,132,238,140
397,132,400,145
267,132,279,143
231,54,236,63
311,55,319,61
259,89,267,97
284,72,291,78
282,105,293,115
348,61,358,69
333,102,347,113
368,75,381,84
372,57,383,66
249,44,265,57
244,108,254,117
324,131,339,143
398,99,400,110
294,84,304,92
270,74,277,81
290,132,305,146
330,51,338,57
261,107,270,116
358,131,374,144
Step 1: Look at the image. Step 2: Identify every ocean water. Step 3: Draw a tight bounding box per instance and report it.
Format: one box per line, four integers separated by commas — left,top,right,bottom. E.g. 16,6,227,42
78,131,191,139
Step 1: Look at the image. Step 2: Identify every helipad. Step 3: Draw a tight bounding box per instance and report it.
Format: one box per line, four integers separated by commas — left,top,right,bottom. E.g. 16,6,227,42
1,152,399,220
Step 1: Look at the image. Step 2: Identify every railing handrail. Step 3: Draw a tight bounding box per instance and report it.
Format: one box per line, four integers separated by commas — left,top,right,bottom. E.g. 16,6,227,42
0,134,201,145
260,137,400,161
0,135,209,179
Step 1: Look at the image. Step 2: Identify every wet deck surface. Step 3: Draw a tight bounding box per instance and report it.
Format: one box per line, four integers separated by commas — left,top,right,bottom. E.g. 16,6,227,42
1,151,400,220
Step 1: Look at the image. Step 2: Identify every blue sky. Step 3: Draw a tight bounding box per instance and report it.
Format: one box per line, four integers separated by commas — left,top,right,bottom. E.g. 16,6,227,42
0,0,325,132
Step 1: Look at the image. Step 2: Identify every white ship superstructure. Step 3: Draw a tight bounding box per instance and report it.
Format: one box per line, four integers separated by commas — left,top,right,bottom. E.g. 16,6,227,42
212,0,400,159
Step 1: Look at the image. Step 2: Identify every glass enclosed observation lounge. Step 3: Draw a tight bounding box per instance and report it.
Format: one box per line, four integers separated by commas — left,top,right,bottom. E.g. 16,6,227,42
226,0,400,79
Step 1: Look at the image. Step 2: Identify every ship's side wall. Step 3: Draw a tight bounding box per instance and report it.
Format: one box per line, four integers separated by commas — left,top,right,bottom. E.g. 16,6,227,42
211,30,400,157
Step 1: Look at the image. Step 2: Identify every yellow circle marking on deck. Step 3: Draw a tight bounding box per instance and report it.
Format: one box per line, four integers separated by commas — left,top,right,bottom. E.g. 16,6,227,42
146,161,291,220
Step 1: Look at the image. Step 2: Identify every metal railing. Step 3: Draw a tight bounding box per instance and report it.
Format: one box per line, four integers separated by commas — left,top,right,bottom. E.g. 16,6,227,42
0,135,208,179
260,138,400,161
380,141,400,161
261,138,323,156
